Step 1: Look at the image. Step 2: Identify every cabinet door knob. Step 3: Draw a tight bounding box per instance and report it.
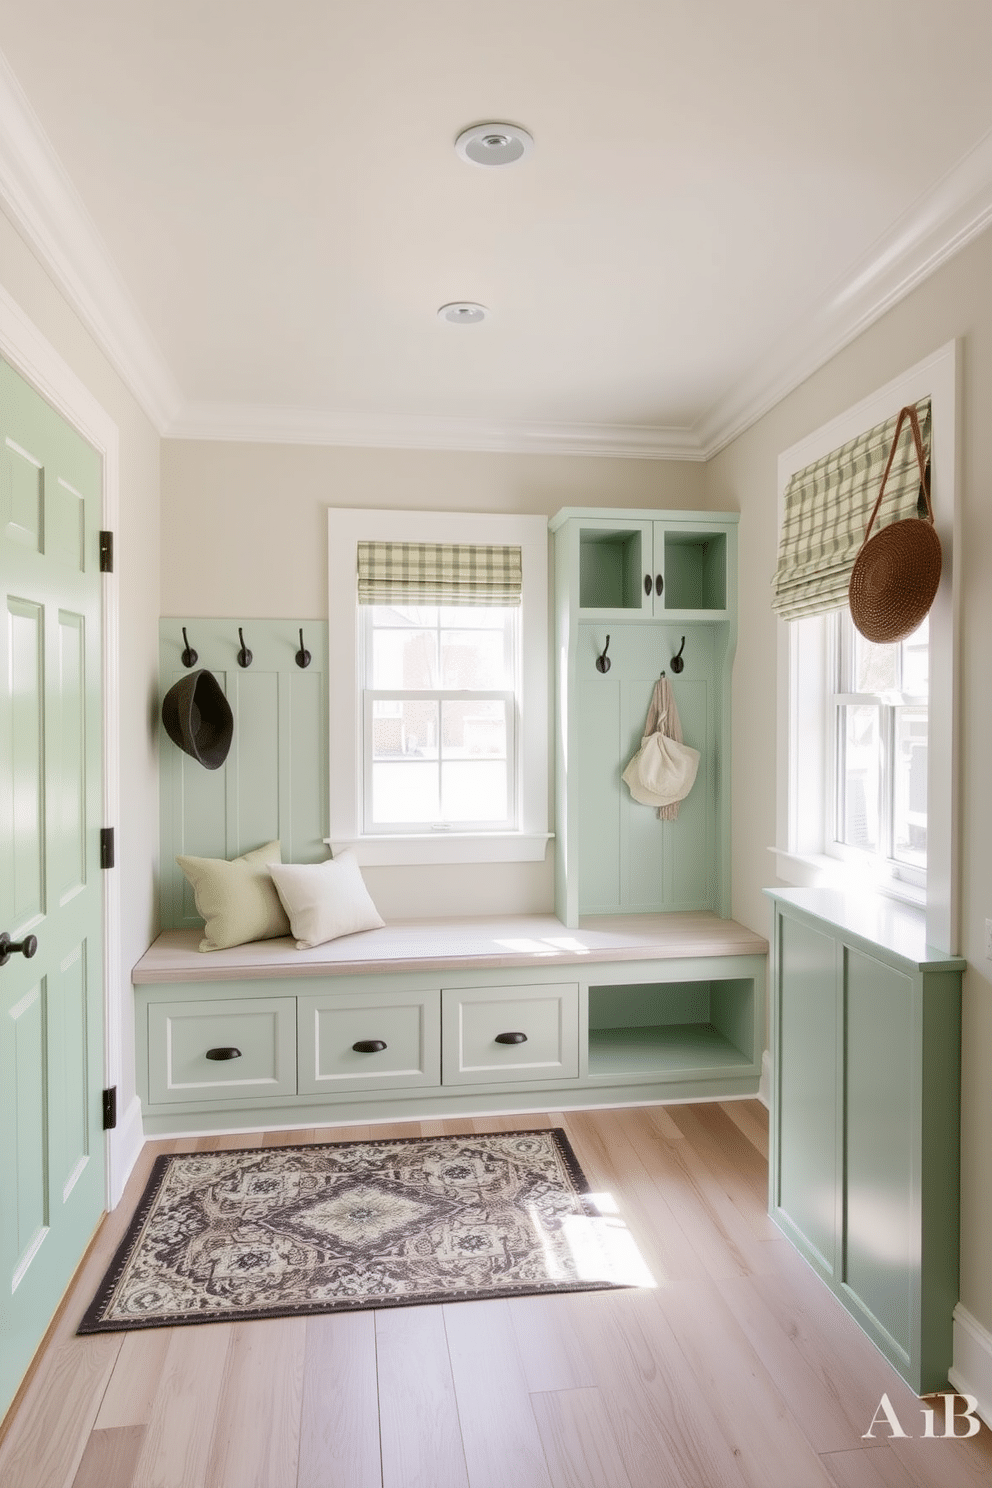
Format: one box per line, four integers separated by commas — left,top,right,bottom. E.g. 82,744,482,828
655,573,663,595
352,1039,387,1053
205,1046,242,1061
643,574,653,596
495,1031,528,1045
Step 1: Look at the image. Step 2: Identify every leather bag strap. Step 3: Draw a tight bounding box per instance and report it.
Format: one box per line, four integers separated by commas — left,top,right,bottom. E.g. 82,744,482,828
862,404,933,544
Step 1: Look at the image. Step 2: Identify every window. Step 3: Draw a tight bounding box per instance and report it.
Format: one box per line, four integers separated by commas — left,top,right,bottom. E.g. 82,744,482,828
774,341,959,953
826,609,928,888
327,508,549,866
362,601,517,832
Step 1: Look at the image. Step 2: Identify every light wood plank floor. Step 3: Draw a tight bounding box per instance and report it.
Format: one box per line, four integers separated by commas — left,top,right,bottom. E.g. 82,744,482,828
2,1101,990,1488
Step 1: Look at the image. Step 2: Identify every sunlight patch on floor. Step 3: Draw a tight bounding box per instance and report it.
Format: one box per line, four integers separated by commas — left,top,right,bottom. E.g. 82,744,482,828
528,1192,658,1289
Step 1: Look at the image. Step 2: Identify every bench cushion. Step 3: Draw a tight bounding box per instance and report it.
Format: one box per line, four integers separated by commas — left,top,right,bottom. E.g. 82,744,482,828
133,911,768,985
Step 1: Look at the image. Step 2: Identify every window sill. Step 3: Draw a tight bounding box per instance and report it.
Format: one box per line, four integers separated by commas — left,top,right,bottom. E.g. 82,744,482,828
326,832,554,867
769,848,926,909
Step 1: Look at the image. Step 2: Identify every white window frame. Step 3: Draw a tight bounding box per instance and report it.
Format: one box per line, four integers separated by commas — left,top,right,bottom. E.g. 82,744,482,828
328,507,550,866
773,340,960,954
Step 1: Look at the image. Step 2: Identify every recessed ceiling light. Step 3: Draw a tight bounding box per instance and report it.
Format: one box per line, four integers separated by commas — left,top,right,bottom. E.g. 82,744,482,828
437,302,489,325
454,123,534,168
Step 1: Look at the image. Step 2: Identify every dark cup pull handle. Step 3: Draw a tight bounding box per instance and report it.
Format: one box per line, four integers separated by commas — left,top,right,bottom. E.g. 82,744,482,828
655,573,663,595
644,574,653,597
205,1046,242,1061
495,1031,528,1045
352,1039,387,1053
0,933,38,967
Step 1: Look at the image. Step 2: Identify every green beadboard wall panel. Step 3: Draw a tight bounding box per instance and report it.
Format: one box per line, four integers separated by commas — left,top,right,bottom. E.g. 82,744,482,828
576,622,719,916
159,619,329,930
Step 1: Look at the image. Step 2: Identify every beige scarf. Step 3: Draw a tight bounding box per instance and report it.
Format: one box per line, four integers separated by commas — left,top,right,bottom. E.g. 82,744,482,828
637,677,688,821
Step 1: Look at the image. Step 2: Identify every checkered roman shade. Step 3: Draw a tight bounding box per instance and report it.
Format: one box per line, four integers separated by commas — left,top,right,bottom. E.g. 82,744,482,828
772,397,932,621
357,541,523,606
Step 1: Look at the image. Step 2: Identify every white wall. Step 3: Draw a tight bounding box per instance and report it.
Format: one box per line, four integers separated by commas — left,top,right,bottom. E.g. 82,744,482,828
705,224,992,1352
0,209,161,1136
161,440,708,917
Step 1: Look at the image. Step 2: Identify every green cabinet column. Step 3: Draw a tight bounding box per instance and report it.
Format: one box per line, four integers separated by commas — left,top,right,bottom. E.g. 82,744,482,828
551,508,737,926
767,887,963,1394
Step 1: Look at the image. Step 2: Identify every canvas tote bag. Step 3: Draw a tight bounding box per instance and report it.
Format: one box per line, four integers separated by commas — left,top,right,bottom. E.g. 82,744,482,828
622,678,700,809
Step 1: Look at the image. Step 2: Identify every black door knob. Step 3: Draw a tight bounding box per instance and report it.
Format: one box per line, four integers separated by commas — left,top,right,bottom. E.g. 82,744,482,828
205,1046,243,1061
495,1031,528,1045
352,1039,387,1053
0,933,38,967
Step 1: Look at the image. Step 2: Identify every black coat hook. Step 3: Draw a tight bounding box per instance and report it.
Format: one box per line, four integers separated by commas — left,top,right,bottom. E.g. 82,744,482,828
180,627,198,668
595,635,611,673
237,627,253,668
295,628,312,669
670,636,686,674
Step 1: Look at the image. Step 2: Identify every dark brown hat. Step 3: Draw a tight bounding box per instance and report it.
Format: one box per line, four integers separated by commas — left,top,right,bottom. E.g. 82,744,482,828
161,670,233,770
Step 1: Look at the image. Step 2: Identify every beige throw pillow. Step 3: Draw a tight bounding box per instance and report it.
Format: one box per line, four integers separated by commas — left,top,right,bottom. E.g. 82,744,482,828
269,852,384,949
176,840,291,951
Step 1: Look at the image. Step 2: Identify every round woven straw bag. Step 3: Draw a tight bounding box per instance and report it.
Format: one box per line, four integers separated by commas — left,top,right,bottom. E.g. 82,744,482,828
848,404,941,644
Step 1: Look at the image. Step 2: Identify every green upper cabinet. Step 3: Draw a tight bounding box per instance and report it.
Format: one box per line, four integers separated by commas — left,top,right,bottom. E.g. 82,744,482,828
554,511,734,621
551,509,738,926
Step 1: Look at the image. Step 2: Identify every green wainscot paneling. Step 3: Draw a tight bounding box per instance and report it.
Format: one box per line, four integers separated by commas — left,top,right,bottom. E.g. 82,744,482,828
766,887,964,1395
159,619,329,929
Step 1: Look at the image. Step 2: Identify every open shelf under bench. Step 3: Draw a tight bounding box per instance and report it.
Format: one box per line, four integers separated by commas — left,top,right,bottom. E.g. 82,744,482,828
132,912,768,1135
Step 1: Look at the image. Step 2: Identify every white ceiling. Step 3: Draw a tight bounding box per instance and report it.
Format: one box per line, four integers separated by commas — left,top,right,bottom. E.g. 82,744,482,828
1,1,991,456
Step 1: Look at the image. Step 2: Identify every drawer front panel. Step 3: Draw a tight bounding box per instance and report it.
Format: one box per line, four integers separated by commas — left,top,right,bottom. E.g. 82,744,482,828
298,987,441,1094
441,983,580,1085
148,997,297,1105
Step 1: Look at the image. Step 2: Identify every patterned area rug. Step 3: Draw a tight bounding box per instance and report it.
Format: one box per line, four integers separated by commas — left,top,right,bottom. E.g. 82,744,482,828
79,1129,621,1332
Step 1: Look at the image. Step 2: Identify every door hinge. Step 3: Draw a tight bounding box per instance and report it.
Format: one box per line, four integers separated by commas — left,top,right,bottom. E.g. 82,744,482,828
100,827,116,870
99,530,114,573
102,1087,117,1131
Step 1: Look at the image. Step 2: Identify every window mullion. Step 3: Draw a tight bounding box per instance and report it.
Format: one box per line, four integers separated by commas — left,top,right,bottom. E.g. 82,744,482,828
827,611,843,850
881,702,896,865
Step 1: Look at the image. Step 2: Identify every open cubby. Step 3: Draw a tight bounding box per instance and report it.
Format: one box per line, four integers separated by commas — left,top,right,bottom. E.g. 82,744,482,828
579,527,644,609
663,531,727,611
586,978,754,1078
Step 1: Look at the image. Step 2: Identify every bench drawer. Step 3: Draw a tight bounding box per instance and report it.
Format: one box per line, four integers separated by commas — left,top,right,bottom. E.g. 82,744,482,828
441,983,580,1085
147,997,297,1105
297,987,441,1094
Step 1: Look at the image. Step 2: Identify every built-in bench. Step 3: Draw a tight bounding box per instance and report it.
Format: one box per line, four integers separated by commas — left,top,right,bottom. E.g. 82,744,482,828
132,912,768,1136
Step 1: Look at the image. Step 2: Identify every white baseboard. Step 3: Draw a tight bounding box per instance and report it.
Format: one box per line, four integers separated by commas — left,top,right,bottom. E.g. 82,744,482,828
106,1094,144,1209
948,1304,992,1426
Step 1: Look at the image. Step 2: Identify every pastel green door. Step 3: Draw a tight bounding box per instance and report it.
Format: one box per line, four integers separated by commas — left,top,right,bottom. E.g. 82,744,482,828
0,356,106,1419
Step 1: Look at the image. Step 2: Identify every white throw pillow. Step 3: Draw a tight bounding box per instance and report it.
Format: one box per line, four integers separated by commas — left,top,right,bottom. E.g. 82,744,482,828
176,840,290,951
269,853,385,949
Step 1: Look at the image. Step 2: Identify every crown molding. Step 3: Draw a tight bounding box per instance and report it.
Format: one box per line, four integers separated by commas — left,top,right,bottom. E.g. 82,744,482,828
0,51,181,432
3,37,991,462
166,402,706,459
696,125,992,458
